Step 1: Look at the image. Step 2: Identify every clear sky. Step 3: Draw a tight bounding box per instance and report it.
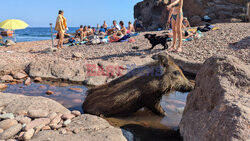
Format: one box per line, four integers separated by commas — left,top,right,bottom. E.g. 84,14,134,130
0,0,142,27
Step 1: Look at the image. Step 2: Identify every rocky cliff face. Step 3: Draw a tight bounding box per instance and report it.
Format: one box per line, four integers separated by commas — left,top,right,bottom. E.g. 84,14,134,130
134,0,248,30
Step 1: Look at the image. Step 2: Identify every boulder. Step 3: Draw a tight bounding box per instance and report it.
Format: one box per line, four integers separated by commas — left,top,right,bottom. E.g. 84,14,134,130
0,119,18,130
0,93,70,115
134,0,248,29
0,75,13,82
29,59,86,82
31,114,128,141
12,72,27,79
179,55,250,141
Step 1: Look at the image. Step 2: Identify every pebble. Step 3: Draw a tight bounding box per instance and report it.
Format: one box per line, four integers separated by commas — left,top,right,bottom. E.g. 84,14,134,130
28,110,48,118
73,128,80,134
41,125,51,130
69,88,84,93
0,113,14,119
12,72,27,79
24,118,50,131
0,128,3,134
17,111,28,116
24,77,31,85
50,114,62,125
0,75,14,82
46,90,54,95
50,124,62,130
47,112,57,120
17,132,25,140
34,124,45,134
72,99,82,103
0,119,18,130
0,124,22,140
71,110,81,116
59,128,67,134
34,77,42,82
23,129,35,140
16,80,23,84
61,114,75,120
15,116,31,124
63,119,71,127
0,84,7,89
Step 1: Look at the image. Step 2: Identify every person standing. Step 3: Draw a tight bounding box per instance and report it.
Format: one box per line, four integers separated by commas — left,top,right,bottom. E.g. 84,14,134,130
55,10,67,49
166,0,183,52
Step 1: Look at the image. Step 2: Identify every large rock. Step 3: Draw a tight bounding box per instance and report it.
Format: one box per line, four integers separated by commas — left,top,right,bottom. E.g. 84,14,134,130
0,93,70,115
31,114,128,141
134,0,248,29
29,59,86,82
179,55,250,141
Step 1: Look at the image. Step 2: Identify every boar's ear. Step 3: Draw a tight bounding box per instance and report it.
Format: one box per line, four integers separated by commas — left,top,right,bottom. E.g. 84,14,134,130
158,53,169,67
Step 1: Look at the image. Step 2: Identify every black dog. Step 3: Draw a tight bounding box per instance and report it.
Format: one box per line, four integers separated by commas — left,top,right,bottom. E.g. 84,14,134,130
144,34,170,50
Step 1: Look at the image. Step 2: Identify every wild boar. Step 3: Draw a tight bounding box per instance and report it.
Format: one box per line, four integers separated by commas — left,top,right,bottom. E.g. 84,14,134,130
82,53,194,117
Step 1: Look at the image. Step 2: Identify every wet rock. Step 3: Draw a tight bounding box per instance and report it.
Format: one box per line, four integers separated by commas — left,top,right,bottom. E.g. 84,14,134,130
23,129,35,140
180,55,250,141
0,124,22,140
24,118,50,131
83,76,107,86
72,99,82,104
61,114,75,120
0,119,18,130
12,72,27,79
28,110,48,118
46,90,54,95
0,84,7,89
39,85,46,89
24,77,31,85
34,77,42,82
63,119,71,127
15,80,23,84
71,110,81,116
1,75,13,82
0,113,14,119
69,88,83,93
15,116,31,124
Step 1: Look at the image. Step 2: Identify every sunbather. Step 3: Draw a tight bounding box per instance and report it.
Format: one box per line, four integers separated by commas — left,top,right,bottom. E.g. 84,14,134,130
127,21,135,33
103,21,108,31
75,25,84,41
183,17,191,28
99,26,106,35
119,21,127,35
87,26,94,36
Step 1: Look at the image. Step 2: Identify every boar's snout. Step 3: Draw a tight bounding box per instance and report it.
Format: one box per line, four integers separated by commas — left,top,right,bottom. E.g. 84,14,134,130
178,81,194,93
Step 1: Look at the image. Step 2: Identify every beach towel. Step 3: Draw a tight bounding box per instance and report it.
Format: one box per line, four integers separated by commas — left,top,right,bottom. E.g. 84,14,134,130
128,32,139,37
118,34,130,42
55,14,67,32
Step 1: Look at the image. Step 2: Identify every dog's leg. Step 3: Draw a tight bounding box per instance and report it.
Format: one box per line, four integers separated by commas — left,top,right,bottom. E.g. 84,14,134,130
149,44,156,50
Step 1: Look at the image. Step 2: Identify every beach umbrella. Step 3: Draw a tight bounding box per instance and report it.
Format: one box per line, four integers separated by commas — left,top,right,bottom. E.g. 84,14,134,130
0,19,29,42
0,19,29,30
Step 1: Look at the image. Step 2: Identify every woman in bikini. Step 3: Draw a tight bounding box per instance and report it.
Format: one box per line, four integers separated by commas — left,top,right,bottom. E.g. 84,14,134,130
167,0,183,52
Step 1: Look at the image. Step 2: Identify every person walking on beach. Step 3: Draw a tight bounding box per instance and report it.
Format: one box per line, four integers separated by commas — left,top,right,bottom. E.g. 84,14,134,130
166,0,183,52
55,10,67,49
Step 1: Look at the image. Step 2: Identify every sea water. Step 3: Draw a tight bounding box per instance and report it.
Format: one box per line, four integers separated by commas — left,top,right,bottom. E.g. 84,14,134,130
1,27,80,43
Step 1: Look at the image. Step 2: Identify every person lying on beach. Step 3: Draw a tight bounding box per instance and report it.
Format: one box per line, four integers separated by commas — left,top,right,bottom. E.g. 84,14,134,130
99,26,106,35
166,30,198,39
182,17,191,29
75,25,84,41
127,21,135,33
119,21,127,35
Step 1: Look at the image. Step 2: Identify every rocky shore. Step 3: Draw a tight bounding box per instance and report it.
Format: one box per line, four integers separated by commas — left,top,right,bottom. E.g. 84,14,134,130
0,22,249,140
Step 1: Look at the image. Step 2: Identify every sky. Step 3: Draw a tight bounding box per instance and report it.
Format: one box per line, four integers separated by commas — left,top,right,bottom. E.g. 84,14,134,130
0,0,142,27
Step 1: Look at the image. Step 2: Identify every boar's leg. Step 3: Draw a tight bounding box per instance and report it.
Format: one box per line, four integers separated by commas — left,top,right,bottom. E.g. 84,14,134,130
145,100,167,116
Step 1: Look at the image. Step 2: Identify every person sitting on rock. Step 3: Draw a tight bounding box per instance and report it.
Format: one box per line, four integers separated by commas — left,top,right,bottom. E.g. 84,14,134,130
166,0,184,53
